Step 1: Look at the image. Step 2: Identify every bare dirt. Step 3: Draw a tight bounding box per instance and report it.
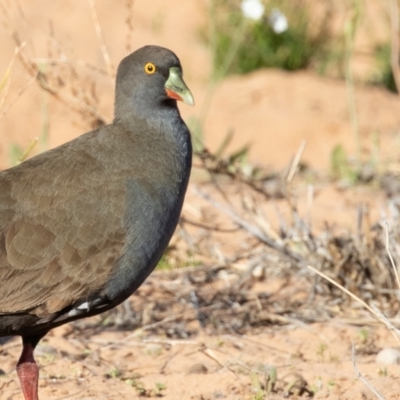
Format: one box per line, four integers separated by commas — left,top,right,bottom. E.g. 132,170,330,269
1,1,400,399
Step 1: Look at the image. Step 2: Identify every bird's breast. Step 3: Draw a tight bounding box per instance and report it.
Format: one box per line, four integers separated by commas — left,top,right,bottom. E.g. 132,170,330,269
103,162,189,303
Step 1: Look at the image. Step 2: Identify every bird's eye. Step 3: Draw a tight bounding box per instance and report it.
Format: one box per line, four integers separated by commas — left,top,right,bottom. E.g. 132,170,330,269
144,62,156,75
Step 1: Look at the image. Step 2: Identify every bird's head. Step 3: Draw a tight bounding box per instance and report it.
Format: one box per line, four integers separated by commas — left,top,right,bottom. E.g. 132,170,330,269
114,45,194,121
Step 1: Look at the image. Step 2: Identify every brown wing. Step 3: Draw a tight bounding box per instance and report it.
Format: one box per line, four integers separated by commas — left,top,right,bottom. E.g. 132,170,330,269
0,128,129,318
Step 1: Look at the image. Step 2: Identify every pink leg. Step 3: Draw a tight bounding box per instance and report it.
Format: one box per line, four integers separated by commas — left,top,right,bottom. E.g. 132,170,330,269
16,336,43,400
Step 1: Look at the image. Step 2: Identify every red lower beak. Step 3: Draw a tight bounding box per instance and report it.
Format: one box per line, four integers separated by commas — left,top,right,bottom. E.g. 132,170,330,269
166,88,183,102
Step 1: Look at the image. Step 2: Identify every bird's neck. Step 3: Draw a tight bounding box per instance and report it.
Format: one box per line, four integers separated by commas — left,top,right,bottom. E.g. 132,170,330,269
115,105,192,187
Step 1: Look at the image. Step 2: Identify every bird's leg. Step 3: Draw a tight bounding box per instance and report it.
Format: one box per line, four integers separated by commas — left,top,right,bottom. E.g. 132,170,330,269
16,334,45,400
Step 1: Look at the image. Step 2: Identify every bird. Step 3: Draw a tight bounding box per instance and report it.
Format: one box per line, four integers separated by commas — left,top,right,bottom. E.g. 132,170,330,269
0,45,194,400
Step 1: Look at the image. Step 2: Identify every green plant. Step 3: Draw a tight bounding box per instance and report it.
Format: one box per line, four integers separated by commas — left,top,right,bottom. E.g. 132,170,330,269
378,367,388,377
250,371,264,393
330,142,379,185
249,368,277,399
42,353,56,363
156,253,175,271
156,246,202,271
208,0,334,78
330,144,358,184
358,328,370,344
155,382,167,395
312,377,323,394
107,367,122,379
125,378,166,397
372,43,398,93
316,343,327,359
265,366,277,393
251,390,266,400
8,138,39,167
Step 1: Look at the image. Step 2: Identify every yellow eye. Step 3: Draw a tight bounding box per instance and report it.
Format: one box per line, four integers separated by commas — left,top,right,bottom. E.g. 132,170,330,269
144,62,156,74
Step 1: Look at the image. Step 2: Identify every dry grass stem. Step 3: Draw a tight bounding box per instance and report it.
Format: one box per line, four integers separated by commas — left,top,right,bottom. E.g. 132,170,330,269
308,265,400,345
351,342,386,400
307,264,380,317
286,140,307,184
195,187,306,264
0,75,36,122
124,0,135,55
0,42,26,113
88,0,114,80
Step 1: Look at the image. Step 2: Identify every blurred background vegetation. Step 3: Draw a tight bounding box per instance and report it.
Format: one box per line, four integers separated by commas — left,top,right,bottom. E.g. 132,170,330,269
206,0,399,94
194,0,400,187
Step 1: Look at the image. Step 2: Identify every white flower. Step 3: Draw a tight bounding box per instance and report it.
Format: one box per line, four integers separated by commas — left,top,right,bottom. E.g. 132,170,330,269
268,8,288,34
241,0,265,21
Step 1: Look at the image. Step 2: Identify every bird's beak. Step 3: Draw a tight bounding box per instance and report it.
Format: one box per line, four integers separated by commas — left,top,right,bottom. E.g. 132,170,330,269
165,67,194,106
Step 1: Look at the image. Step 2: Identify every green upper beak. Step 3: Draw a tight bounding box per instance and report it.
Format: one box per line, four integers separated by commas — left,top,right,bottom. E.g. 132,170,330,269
165,67,194,106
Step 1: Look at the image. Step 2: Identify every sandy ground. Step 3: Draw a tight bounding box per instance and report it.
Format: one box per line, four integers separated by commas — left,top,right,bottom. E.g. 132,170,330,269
1,1,400,399
1,321,399,399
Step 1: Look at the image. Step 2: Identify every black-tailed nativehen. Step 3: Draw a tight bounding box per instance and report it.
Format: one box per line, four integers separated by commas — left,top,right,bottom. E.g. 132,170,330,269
0,45,194,400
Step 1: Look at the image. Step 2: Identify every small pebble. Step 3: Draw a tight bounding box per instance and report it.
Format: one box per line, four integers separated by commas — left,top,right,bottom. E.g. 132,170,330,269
252,265,265,279
187,363,208,374
145,344,163,356
376,348,400,365
36,344,58,356
232,341,243,350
